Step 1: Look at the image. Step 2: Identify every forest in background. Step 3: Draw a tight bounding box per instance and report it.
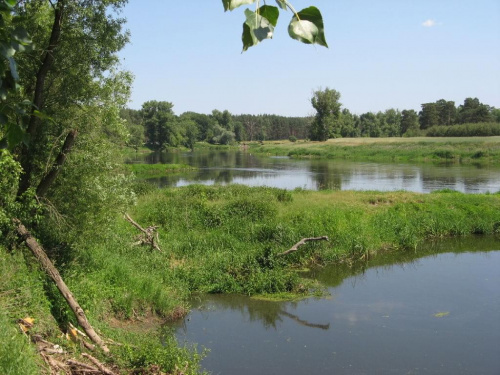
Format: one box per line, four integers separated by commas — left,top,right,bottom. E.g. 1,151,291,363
120,94,500,150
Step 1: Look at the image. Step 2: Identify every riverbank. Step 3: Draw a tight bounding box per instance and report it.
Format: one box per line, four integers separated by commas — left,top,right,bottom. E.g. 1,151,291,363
247,137,500,164
124,163,197,178
3,185,500,373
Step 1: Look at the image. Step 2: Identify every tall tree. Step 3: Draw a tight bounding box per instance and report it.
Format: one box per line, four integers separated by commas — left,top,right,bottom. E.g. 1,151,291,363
419,103,439,129
309,88,342,141
400,109,419,136
141,101,178,150
457,97,493,124
435,99,456,126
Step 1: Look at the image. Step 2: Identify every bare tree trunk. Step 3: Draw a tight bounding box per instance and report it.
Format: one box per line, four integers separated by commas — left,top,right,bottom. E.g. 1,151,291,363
15,220,110,353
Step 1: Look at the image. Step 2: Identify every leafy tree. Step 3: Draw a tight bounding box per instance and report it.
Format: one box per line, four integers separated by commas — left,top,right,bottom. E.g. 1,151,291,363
457,97,493,124
142,101,179,150
310,88,342,141
400,109,419,136
435,99,456,126
382,109,401,137
223,0,327,52
120,108,145,150
419,103,439,129
359,112,380,137
178,117,199,150
339,109,358,137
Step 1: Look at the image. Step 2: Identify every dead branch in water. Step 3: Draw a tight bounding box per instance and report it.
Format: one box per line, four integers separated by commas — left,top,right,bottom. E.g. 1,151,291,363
124,213,162,252
279,236,329,256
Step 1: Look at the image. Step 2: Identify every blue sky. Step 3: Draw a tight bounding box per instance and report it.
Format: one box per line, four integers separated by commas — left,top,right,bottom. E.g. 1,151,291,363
119,0,500,117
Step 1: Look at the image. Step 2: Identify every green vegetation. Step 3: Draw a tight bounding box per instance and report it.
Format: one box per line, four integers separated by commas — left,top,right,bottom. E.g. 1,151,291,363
426,122,500,137
249,137,500,164
124,163,197,177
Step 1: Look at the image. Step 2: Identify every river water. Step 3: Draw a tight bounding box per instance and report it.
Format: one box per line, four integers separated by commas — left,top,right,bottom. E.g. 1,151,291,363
126,150,500,193
170,237,500,375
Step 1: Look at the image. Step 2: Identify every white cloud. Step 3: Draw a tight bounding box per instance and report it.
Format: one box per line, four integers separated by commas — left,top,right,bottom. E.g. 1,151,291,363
422,19,437,27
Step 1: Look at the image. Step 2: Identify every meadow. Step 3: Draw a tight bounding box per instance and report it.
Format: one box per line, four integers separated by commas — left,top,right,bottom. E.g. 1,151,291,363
248,137,500,164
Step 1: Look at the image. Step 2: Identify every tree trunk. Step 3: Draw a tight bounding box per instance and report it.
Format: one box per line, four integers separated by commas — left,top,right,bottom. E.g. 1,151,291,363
15,220,110,353
18,0,66,197
36,129,78,197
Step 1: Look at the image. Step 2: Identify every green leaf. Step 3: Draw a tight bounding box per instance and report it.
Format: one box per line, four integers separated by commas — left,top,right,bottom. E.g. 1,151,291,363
259,5,279,27
6,122,25,149
275,0,287,10
4,0,16,7
32,110,54,122
8,57,18,81
11,27,31,45
288,6,328,47
0,41,15,58
11,41,33,53
242,9,275,52
222,0,255,12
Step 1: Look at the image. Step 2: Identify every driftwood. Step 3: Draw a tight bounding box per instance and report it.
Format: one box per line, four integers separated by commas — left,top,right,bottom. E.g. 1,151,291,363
82,353,117,375
279,236,329,256
124,213,162,252
15,219,110,353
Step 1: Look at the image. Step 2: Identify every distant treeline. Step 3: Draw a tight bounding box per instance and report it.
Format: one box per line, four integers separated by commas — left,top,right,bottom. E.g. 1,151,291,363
120,96,500,149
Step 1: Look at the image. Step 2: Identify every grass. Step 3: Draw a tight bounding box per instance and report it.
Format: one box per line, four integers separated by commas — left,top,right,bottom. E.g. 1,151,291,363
124,163,197,178
247,137,500,164
3,184,500,373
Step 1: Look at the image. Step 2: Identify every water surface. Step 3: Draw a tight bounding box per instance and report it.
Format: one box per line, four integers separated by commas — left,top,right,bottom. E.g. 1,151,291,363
171,237,500,374
127,150,500,193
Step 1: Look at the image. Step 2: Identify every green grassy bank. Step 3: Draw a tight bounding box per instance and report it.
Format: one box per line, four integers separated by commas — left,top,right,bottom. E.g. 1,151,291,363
124,163,197,178
2,185,500,373
248,137,500,164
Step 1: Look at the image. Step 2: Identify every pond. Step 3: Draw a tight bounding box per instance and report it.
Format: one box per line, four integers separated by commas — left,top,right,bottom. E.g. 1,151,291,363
126,150,500,193
170,237,500,374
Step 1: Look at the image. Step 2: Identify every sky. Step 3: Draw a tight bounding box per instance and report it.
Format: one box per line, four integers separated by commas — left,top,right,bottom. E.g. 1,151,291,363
118,0,500,117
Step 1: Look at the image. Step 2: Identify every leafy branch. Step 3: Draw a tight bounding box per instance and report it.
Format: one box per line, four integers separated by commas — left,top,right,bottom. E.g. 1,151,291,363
222,0,328,51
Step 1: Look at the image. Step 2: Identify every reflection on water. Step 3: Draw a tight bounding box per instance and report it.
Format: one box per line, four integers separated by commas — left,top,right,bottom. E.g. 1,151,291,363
126,150,500,193
171,237,500,374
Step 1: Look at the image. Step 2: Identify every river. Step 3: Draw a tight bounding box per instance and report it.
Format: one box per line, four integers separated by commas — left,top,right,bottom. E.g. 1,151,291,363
126,150,500,193
170,237,500,374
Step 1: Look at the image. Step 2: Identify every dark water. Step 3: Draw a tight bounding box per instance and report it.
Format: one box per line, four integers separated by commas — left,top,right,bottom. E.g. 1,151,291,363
126,150,500,193
170,237,500,375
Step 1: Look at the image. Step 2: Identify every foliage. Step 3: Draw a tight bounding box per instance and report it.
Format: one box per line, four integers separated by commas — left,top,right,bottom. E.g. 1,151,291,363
309,88,341,141
0,0,33,150
223,0,327,51
426,122,500,137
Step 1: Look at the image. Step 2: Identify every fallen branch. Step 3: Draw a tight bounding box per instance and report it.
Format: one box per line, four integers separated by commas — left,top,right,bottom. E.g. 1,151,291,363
15,219,110,353
124,213,162,252
279,236,329,256
82,353,117,375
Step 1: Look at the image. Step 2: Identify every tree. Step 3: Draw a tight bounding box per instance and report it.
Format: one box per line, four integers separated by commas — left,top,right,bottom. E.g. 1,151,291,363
142,101,179,150
436,99,456,126
457,97,493,124
382,109,402,137
309,88,342,141
400,109,419,136
419,103,439,129
358,112,380,137
339,109,359,137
